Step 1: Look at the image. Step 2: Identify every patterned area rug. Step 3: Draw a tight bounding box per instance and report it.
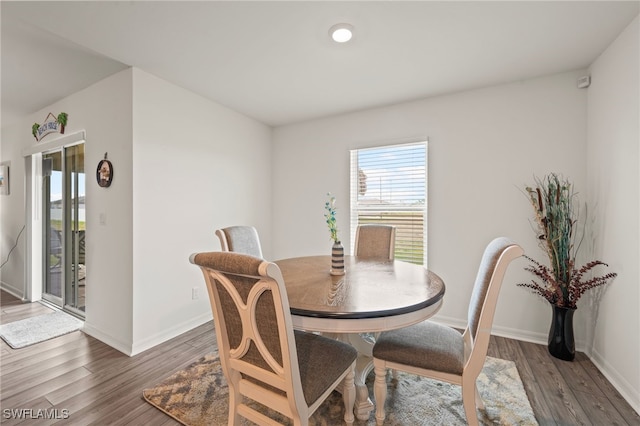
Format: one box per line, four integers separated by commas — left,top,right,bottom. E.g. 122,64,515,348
143,352,538,425
0,310,83,349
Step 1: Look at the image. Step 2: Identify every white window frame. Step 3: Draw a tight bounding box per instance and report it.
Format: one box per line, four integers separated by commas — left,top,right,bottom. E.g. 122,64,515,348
349,140,428,265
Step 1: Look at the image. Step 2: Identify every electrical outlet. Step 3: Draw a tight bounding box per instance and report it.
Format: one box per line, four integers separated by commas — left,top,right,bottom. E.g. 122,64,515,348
192,288,199,300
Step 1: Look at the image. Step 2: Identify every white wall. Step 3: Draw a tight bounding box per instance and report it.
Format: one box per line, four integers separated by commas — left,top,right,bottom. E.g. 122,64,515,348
0,119,28,297
130,69,272,354
0,68,272,356
1,69,135,351
273,70,589,344
587,16,639,413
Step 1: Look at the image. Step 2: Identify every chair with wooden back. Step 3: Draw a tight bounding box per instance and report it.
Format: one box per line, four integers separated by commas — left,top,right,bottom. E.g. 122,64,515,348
371,237,524,426
215,225,264,258
190,251,357,426
353,224,396,260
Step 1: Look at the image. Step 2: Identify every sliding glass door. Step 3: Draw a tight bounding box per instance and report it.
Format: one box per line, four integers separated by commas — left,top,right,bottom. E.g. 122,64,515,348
43,151,63,305
42,144,86,316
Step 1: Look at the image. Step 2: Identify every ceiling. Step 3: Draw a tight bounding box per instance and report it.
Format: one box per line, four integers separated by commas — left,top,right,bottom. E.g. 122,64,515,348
2,1,638,127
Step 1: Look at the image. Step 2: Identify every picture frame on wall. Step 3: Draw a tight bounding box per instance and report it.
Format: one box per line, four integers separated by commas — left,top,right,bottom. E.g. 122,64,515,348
0,162,9,195
96,159,113,188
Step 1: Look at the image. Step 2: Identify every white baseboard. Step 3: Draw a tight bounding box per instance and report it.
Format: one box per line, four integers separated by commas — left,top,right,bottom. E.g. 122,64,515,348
130,311,213,356
490,323,596,352
434,314,590,351
433,314,549,345
590,347,640,415
0,282,25,300
491,324,546,345
82,322,134,356
83,311,213,356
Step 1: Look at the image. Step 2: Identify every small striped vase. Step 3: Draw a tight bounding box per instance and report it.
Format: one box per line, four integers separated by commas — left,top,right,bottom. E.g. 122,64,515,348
330,241,345,276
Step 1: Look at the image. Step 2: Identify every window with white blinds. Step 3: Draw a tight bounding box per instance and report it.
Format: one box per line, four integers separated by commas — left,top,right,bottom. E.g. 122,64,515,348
349,141,427,265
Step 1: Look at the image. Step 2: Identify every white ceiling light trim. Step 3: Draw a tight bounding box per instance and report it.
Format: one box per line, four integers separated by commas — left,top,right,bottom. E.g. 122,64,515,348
329,23,354,43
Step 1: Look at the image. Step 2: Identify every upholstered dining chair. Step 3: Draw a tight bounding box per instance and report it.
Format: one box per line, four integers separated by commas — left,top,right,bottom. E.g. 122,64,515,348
371,237,524,426
190,251,357,426
353,224,396,260
215,225,264,258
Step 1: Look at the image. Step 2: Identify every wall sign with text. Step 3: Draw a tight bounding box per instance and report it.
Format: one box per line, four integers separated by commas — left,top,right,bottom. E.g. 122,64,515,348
31,112,68,142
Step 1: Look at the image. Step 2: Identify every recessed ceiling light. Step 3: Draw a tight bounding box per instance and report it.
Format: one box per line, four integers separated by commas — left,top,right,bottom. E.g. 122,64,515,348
329,23,353,43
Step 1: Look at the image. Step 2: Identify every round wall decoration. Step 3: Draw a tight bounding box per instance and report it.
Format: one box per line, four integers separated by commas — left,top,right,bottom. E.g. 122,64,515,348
97,158,113,188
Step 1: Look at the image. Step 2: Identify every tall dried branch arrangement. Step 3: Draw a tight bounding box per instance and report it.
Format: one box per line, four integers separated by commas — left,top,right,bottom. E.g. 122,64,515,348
518,174,617,309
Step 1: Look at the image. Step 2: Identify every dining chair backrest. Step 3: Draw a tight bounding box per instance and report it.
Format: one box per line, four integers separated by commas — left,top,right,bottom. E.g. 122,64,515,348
215,225,263,258
189,251,357,425
354,224,396,260
467,237,524,350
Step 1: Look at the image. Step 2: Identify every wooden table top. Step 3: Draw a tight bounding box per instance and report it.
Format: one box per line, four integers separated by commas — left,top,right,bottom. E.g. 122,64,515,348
275,255,445,320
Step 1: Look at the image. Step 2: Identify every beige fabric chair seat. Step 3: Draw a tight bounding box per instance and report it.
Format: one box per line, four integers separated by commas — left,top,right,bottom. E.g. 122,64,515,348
373,321,464,375
293,330,357,405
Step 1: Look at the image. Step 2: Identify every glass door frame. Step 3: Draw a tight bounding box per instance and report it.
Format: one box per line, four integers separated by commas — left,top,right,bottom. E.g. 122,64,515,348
23,131,86,309
65,143,85,315
42,142,86,316
42,150,64,307
42,143,86,316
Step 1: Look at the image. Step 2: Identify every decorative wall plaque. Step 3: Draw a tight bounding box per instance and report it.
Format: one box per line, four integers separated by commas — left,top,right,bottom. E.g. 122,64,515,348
97,153,113,188
32,112,68,142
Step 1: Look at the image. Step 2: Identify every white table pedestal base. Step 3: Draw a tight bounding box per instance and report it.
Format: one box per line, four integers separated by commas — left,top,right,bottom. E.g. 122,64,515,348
353,354,375,420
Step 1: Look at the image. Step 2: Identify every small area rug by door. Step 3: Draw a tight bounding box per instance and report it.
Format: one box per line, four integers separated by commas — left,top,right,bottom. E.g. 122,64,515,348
0,310,83,349
143,352,538,425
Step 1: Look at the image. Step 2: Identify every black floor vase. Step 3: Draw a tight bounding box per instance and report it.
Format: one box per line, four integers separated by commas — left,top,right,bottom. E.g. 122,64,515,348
548,305,576,361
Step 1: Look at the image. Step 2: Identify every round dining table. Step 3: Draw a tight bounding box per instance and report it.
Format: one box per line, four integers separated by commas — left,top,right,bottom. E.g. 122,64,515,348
275,255,445,421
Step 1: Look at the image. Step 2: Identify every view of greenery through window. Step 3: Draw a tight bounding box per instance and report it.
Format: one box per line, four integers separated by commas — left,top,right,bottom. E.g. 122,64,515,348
350,142,427,265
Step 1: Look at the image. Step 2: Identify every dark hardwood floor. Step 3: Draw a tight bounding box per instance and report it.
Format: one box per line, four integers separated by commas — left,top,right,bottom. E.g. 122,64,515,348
1,290,638,425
